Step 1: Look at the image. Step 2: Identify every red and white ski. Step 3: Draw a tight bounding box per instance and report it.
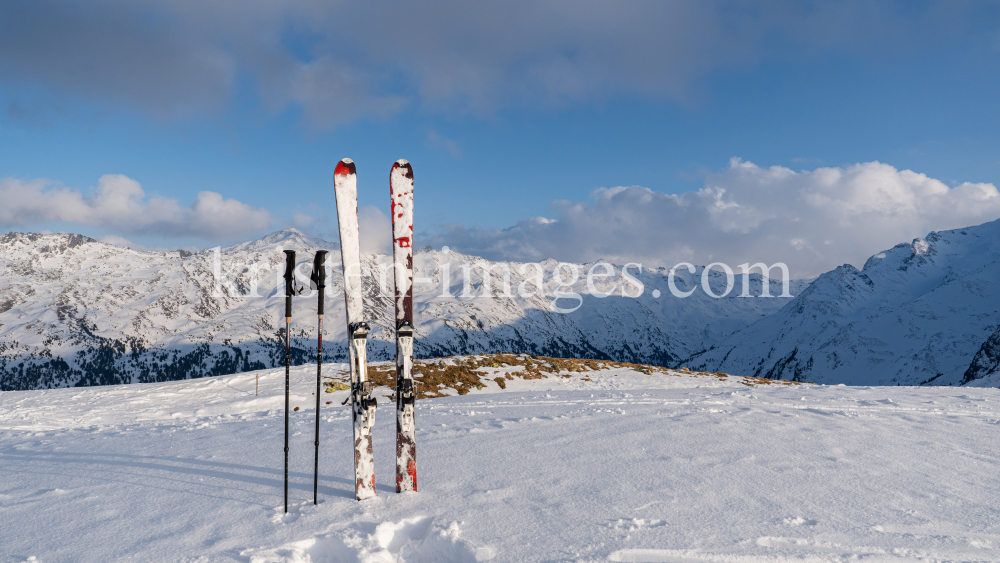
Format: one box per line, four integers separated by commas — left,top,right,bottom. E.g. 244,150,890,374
334,158,377,500
390,159,417,493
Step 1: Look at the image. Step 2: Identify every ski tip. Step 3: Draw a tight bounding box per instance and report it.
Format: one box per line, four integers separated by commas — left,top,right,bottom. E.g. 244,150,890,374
391,160,413,180
335,159,356,177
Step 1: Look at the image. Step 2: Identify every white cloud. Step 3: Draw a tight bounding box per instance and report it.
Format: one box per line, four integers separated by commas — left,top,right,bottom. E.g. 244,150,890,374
0,174,271,240
425,130,462,159
432,159,1000,278
292,212,317,227
277,57,408,128
358,205,393,255
98,234,135,248
97,235,177,252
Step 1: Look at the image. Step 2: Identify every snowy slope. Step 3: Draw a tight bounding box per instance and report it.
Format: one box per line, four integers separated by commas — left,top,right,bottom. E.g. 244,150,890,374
2,366,999,562
0,230,801,390
963,329,1000,388
689,219,1000,386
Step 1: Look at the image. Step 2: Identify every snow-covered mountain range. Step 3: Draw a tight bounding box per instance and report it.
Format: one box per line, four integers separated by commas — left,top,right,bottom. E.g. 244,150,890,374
689,219,1000,387
0,229,798,390
4,219,1000,390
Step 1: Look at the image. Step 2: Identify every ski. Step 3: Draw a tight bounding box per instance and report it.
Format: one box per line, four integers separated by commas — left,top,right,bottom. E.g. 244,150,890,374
334,158,377,501
390,159,417,493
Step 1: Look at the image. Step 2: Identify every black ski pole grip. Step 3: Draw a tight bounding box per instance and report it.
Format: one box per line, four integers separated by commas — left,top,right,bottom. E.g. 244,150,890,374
312,250,328,316
283,250,296,318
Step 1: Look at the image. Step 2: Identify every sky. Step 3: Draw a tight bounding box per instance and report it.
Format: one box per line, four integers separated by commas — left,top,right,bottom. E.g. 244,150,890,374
2,0,1000,277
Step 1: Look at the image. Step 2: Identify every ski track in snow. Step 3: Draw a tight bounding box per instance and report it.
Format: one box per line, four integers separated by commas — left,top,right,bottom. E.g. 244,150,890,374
1,366,999,562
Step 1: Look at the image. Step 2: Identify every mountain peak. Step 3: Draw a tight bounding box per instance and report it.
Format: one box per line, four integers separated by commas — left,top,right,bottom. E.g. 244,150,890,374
228,228,335,253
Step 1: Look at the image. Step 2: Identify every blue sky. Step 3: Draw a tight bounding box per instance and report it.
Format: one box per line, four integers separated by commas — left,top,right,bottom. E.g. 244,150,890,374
2,1,1000,276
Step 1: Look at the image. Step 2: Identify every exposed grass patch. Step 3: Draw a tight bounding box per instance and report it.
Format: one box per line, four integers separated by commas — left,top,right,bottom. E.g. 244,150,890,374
322,354,811,398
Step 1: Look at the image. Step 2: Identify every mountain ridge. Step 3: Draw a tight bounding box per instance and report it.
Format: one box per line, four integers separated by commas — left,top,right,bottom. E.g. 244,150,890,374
5,220,1000,390
688,219,1000,386
0,229,797,390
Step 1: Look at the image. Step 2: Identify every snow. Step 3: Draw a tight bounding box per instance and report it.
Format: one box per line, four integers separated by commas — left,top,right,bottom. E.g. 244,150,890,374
2,364,999,562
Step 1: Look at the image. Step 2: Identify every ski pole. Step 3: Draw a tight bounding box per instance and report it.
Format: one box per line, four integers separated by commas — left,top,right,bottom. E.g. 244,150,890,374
310,250,328,505
282,249,296,513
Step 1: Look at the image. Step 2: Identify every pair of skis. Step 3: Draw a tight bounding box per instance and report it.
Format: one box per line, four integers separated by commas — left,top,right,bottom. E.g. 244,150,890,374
334,158,417,501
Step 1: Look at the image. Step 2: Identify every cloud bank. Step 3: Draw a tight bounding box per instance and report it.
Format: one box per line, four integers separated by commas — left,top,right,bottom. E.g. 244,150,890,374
0,174,271,240
431,159,1000,278
0,1,984,125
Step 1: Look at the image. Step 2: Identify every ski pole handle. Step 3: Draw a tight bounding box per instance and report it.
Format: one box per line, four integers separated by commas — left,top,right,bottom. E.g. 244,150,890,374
283,250,296,318
312,250,328,316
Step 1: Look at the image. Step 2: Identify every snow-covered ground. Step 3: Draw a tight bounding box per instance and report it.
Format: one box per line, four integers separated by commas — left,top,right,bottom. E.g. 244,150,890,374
2,364,999,562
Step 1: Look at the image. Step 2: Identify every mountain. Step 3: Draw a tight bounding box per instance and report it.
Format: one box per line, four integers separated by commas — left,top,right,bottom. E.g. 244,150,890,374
687,219,1000,386
0,230,800,390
